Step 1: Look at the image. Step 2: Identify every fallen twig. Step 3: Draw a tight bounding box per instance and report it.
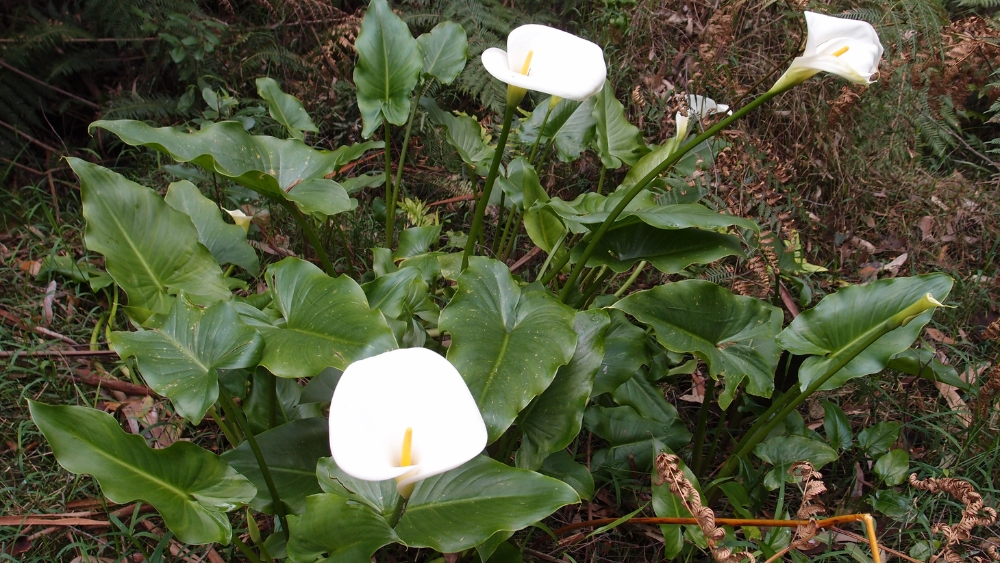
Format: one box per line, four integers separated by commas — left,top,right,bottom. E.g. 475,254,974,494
0,308,78,346
0,349,119,359
510,246,543,273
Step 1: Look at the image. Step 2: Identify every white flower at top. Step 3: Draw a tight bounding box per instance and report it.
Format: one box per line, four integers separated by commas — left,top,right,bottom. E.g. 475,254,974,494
773,11,884,92
328,348,488,497
481,24,607,101
686,95,731,120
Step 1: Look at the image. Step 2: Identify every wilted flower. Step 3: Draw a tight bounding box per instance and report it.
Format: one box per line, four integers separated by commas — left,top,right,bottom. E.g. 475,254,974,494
328,348,488,497
686,94,731,119
481,24,607,102
772,11,884,92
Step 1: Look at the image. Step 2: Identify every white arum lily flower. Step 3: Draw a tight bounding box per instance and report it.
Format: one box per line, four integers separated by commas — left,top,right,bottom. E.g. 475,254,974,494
224,208,252,232
687,94,731,119
328,348,488,498
481,24,607,102
773,12,884,92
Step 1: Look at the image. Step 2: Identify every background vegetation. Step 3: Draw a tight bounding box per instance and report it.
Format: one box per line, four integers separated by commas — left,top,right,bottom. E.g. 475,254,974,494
2,0,999,561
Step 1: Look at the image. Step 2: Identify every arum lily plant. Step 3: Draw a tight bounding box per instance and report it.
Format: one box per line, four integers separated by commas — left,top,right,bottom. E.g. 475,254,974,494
328,348,488,498
771,11,884,92
463,24,607,269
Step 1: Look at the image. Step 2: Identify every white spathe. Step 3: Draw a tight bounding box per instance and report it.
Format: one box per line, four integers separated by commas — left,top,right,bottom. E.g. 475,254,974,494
686,94,731,119
224,208,252,232
328,348,488,496
481,24,607,101
773,11,884,91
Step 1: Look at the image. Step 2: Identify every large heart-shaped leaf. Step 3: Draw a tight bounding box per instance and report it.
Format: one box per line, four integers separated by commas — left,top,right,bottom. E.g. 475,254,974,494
778,274,953,391
518,96,597,162
110,299,262,425
286,493,398,562
591,80,648,168
611,371,685,435
256,258,397,377
244,370,323,435
256,77,318,141
90,120,377,218
69,158,231,320
572,223,745,274
222,417,329,516
614,280,783,408
625,203,760,234
516,310,609,471
416,21,468,84
584,405,690,473
164,181,259,275
499,157,547,210
394,455,579,553
354,0,423,138
753,435,838,489
29,401,255,544
539,450,594,501
440,259,577,443
420,97,493,174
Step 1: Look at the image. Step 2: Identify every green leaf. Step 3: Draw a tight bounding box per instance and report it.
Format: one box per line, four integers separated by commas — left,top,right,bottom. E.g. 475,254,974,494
857,422,901,458
29,401,255,545
524,207,568,254
354,0,423,138
584,405,690,473
611,372,685,440
821,401,853,451
110,299,262,425
222,418,329,516
516,310,609,471
778,274,954,391
315,456,402,520
243,370,321,434
572,223,745,274
416,21,468,84
394,225,441,260
420,97,493,174
873,449,910,486
256,77,318,140
164,181,259,275
286,493,398,562
90,120,377,218
625,203,760,234
614,280,783,409
591,80,648,168
518,96,597,162
395,455,579,553
539,450,594,501
299,368,342,404
871,489,913,520
69,158,231,320
256,258,397,377
476,531,514,562
887,349,968,391
618,124,689,193
499,157,547,210
650,438,699,560
440,258,577,443
753,435,838,490
37,254,113,291
592,310,648,397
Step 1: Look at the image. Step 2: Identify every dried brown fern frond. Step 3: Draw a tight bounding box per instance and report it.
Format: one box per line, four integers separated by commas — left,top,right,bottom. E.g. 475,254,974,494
654,453,756,563
975,361,1000,419
732,255,771,299
909,473,999,562
788,461,827,520
983,318,1000,342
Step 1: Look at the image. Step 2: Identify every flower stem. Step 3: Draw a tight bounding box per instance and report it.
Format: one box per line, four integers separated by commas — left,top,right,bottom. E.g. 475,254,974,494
218,388,289,541
462,101,517,271
536,233,567,281
231,536,262,563
529,101,555,165
392,82,433,207
596,166,606,195
276,198,336,277
613,261,646,298
690,377,716,477
207,405,240,447
558,86,791,303
384,121,396,248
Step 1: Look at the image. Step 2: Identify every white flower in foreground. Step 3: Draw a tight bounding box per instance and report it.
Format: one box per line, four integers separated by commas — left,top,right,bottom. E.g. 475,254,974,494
481,24,607,101
686,94,731,119
328,348,488,497
224,208,252,232
773,12,884,92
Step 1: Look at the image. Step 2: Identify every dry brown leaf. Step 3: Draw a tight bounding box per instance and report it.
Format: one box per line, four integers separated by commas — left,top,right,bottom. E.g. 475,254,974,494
19,259,41,277
925,328,956,344
42,280,57,325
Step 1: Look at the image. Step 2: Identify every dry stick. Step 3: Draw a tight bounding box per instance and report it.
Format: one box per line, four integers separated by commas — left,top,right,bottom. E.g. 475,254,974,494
0,119,59,153
428,192,479,207
47,171,61,223
829,527,918,563
510,246,543,273
0,349,119,358
0,59,100,109
0,308,78,346
1,157,46,176
71,367,156,397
